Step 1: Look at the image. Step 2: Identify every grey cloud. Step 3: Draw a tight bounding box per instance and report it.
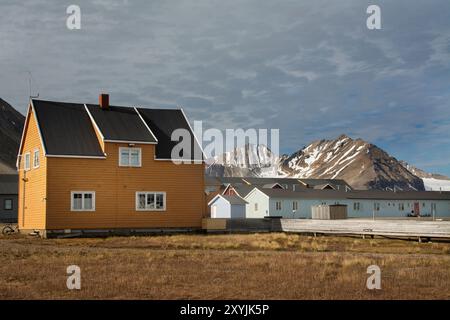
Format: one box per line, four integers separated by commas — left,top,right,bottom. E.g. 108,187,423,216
1,0,450,174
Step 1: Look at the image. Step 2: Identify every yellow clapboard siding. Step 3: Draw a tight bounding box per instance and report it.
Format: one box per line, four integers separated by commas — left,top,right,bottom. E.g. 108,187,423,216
18,107,47,230
45,143,205,229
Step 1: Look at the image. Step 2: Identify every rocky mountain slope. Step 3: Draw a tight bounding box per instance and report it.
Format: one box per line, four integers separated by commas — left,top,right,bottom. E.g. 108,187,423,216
206,144,284,178
0,98,25,173
206,135,427,191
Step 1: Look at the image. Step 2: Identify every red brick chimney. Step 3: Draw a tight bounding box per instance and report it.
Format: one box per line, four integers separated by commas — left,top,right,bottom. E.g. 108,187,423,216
99,93,109,110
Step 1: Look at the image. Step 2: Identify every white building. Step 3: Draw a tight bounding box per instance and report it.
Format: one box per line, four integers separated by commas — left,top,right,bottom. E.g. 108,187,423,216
208,194,247,219
244,187,450,219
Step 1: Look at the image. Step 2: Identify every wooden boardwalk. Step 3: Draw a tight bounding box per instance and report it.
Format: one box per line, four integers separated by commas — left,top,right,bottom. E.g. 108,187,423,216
280,219,450,240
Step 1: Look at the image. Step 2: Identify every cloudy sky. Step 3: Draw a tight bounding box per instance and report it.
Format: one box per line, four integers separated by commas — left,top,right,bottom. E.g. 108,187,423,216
1,0,450,175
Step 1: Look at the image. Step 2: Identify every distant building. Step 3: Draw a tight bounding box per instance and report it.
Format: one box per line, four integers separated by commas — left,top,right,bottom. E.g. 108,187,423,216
244,187,450,219
208,194,247,219
0,174,18,223
205,176,353,193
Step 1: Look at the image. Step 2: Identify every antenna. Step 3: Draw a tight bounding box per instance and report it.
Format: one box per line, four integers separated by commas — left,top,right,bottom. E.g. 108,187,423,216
27,71,39,99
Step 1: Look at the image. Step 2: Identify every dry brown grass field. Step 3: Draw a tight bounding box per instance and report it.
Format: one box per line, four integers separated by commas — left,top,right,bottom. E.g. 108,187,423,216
0,232,449,299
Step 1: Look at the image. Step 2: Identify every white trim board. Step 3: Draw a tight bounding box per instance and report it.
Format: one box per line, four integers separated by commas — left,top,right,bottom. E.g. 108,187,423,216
133,107,159,143
104,139,157,145
84,104,105,142
16,100,47,168
244,187,270,201
208,194,225,206
179,106,206,160
208,193,248,206
16,103,31,169
30,99,48,157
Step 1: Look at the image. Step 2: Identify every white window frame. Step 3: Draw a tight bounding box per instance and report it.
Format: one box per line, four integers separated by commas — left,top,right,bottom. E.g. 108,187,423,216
136,192,166,211
33,148,40,169
293,201,298,211
71,191,96,212
119,147,142,167
276,201,282,211
254,203,258,211
24,152,31,171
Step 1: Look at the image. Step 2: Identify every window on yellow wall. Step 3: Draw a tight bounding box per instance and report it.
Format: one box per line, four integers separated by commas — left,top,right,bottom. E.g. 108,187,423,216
130,149,141,166
71,191,95,211
156,194,164,209
24,152,30,171
33,149,39,168
119,147,142,167
136,192,166,211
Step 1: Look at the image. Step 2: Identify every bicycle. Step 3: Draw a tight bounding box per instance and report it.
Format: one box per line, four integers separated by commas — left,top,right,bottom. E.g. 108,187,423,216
1,224,18,236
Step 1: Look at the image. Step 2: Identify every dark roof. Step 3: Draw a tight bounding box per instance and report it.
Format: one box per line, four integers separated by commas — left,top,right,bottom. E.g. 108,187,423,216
262,183,282,188
0,174,18,195
214,177,253,185
210,177,352,191
205,176,222,186
29,99,202,161
215,177,305,189
221,195,248,205
86,104,156,143
137,108,203,161
253,187,450,201
313,183,334,190
298,179,352,190
347,190,450,201
226,184,255,198
256,188,348,199
32,100,105,157
240,177,296,186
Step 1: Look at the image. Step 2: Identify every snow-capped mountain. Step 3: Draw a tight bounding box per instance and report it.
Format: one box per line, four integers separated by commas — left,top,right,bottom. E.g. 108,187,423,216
206,144,286,178
206,134,426,191
400,161,449,180
400,161,450,191
279,134,425,190
0,98,25,173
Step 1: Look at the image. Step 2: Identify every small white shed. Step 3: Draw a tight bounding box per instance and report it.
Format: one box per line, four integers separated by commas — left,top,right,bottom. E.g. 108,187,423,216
208,195,247,219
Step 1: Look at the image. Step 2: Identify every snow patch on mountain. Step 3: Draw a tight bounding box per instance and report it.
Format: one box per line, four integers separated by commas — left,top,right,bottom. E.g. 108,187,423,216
206,134,430,191
422,178,450,191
